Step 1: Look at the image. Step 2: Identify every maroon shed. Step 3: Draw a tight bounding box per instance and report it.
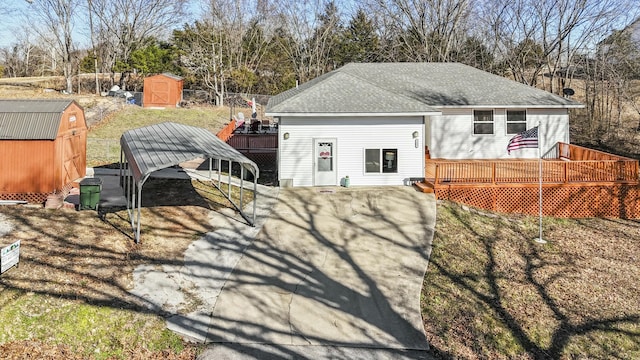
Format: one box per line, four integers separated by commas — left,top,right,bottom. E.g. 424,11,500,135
0,99,87,203
143,73,184,108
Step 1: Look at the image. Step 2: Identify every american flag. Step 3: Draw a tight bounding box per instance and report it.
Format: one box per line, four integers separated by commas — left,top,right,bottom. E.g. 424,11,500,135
507,126,538,154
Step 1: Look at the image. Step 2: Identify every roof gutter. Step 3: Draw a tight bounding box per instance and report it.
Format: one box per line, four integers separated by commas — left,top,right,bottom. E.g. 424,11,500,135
265,111,442,117
435,104,585,109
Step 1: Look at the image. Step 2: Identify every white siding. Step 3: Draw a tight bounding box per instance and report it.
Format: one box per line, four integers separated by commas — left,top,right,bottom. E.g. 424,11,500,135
428,108,570,159
279,116,424,187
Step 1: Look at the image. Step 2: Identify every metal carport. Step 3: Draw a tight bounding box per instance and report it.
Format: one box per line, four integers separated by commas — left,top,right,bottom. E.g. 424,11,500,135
119,122,259,243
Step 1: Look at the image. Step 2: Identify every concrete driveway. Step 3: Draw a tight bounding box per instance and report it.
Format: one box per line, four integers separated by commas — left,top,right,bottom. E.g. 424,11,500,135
131,184,436,359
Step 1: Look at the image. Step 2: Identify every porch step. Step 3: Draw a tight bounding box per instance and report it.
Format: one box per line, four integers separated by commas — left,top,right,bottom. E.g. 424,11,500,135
413,181,434,193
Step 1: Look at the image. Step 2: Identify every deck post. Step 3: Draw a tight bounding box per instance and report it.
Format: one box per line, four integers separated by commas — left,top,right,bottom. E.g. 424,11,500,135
492,162,496,185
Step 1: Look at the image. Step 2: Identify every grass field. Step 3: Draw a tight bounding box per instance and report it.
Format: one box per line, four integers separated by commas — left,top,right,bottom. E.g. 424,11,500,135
0,175,253,358
422,201,640,359
86,105,236,167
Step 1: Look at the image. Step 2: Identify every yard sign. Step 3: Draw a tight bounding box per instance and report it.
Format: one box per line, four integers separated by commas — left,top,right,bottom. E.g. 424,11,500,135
1,240,20,274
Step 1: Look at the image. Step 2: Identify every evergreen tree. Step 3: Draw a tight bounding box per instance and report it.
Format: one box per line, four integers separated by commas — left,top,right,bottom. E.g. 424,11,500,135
339,9,380,64
130,41,179,75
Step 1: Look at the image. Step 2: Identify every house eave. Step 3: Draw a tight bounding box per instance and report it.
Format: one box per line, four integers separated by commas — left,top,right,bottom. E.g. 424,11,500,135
265,111,442,117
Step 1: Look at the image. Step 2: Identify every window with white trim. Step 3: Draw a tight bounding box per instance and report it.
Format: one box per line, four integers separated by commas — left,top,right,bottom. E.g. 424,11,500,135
506,110,527,134
473,110,494,135
365,148,397,173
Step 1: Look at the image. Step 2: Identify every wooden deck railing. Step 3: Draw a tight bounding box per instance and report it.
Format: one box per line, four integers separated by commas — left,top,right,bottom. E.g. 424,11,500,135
226,134,278,152
426,143,639,186
216,119,236,142
554,142,629,161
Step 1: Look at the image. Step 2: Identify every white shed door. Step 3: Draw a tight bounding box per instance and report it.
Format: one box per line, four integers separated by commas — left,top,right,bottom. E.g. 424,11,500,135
313,138,337,186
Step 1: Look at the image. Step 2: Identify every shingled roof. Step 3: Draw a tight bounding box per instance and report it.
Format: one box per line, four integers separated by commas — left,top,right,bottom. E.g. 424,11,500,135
0,99,78,140
266,63,583,116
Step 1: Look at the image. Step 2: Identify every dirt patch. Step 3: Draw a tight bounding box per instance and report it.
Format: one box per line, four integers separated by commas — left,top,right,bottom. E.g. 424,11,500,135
0,182,215,307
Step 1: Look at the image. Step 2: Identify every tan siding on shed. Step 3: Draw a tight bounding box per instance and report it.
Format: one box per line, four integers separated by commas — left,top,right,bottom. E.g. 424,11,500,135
0,100,87,201
143,74,184,108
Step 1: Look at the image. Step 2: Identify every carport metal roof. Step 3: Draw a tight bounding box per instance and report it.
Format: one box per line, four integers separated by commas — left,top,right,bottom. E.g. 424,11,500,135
119,122,259,243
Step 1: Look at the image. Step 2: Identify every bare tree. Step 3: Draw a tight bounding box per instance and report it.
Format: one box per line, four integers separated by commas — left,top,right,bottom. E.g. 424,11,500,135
27,0,79,93
203,0,275,100
484,0,638,93
174,21,226,104
365,0,473,62
272,0,344,82
89,0,188,89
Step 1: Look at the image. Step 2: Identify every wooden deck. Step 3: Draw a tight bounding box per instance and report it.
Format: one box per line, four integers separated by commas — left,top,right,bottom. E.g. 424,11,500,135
419,143,640,218
216,119,278,171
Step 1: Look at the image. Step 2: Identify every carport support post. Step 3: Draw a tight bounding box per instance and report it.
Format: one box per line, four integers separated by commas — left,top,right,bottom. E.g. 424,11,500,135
228,161,232,196
134,174,150,244
136,180,142,243
209,158,212,179
253,176,257,225
130,177,136,230
128,167,133,213
218,159,221,185
240,166,244,207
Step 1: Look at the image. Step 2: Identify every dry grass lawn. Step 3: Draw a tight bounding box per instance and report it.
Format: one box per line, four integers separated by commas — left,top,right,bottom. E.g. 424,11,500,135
0,178,250,359
422,201,640,359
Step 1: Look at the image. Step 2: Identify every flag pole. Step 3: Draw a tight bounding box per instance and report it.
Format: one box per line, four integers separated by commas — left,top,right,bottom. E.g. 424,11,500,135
535,120,546,244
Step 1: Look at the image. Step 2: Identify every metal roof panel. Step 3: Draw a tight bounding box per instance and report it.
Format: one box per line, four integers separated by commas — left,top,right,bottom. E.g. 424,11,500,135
0,99,75,139
120,122,259,183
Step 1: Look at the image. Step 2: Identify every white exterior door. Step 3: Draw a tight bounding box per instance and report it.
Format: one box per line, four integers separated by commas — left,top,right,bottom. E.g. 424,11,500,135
313,138,337,186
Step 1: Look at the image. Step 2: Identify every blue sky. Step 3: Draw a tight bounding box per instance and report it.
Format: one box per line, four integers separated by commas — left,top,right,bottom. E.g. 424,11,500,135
0,1,203,49
0,2,32,48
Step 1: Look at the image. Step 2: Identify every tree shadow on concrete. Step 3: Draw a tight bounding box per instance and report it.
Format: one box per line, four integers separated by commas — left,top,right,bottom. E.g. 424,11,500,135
164,186,438,358
0,185,439,359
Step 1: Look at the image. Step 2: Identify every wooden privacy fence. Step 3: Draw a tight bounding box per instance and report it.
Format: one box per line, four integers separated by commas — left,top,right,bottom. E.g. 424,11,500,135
425,143,640,218
216,129,278,182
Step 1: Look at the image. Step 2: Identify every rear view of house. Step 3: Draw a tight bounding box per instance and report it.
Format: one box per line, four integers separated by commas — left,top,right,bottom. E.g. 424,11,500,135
266,62,583,187
0,99,87,203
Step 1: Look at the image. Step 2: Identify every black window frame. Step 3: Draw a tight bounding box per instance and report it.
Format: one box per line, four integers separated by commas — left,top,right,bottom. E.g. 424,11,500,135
506,110,527,135
364,148,398,174
473,110,494,135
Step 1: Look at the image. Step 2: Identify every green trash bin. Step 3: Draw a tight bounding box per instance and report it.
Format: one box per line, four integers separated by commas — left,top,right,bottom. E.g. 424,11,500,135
79,178,102,210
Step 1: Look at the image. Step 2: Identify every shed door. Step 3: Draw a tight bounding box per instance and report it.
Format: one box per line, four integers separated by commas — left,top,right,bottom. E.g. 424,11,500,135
63,134,82,184
313,138,337,186
151,80,170,104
